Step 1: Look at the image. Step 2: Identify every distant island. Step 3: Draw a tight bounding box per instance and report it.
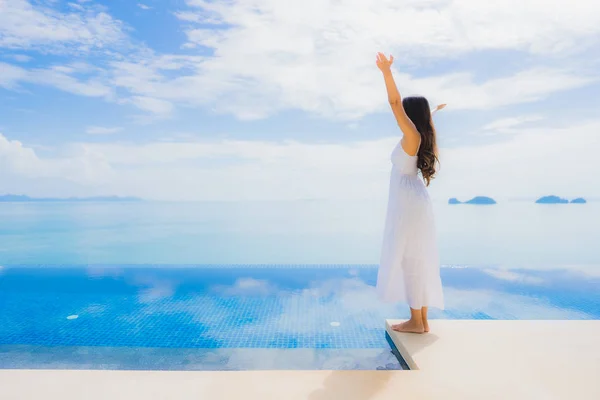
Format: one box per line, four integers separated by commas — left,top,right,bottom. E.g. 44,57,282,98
535,196,569,204
570,198,587,204
448,196,497,205
0,194,142,202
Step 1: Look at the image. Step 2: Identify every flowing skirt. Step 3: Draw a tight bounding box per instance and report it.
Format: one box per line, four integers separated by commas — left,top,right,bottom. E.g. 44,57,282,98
376,169,444,309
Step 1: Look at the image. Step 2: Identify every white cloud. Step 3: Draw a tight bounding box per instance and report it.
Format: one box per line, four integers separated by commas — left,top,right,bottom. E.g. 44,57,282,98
396,68,594,112
483,115,545,132
0,62,113,98
431,119,600,200
2,117,599,201
67,2,85,11
1,60,177,117
28,65,113,98
0,0,127,53
105,56,595,121
128,96,174,117
181,0,600,56
173,11,205,23
0,62,27,88
120,0,595,119
7,54,32,63
2,0,599,122
0,133,114,186
137,4,151,11
85,126,123,135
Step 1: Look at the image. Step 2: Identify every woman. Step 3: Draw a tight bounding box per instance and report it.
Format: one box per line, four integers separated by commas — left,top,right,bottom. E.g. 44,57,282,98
375,52,445,334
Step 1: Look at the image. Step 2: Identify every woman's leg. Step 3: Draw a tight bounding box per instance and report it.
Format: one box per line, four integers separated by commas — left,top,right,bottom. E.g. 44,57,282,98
391,307,425,334
421,307,429,332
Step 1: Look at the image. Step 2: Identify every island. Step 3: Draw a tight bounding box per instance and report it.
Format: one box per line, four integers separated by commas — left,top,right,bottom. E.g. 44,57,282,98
0,194,142,202
535,196,569,204
448,196,497,205
570,197,587,204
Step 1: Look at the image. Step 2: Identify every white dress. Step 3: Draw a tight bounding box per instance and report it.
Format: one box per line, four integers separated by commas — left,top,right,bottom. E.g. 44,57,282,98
376,141,444,310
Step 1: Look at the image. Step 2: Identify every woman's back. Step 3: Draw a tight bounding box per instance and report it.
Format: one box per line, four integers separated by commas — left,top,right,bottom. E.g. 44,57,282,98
391,141,420,177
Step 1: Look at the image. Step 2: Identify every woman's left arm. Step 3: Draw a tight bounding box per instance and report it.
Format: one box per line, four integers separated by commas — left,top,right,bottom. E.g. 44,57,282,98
431,104,447,116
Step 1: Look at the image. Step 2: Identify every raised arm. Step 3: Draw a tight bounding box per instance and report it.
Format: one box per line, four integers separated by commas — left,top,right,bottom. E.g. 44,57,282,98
376,53,420,151
431,103,447,116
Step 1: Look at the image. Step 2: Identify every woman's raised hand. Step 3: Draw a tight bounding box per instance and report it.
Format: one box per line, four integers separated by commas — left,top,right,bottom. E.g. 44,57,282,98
376,52,394,72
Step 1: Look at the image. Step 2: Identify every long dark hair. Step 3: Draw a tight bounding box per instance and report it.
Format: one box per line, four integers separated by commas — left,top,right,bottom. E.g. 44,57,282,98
402,96,439,186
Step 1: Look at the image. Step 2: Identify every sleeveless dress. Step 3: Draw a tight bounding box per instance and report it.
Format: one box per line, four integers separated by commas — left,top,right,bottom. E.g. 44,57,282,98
376,140,444,310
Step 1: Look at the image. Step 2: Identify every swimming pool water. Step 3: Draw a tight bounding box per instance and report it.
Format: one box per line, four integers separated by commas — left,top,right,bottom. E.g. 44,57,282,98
0,265,598,370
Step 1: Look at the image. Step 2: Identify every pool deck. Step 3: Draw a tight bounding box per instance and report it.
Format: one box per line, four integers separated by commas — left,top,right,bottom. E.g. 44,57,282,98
1,320,599,399
385,320,600,399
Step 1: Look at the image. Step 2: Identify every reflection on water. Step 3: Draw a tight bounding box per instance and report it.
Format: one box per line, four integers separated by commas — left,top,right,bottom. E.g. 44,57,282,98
0,265,598,370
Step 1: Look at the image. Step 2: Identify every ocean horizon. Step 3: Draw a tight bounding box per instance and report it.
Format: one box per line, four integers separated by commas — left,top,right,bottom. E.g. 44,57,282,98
1,200,598,267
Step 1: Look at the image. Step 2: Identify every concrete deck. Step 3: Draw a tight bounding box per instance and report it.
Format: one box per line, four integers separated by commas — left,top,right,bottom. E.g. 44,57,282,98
385,319,600,399
1,320,599,400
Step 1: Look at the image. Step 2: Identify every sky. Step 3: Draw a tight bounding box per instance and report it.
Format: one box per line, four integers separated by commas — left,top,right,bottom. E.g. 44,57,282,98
1,0,599,201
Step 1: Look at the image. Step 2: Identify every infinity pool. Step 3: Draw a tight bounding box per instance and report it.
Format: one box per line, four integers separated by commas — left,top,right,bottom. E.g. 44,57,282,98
0,265,598,370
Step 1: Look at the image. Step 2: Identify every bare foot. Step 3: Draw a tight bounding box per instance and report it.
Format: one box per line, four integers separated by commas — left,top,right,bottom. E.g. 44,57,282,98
423,320,430,333
391,320,425,334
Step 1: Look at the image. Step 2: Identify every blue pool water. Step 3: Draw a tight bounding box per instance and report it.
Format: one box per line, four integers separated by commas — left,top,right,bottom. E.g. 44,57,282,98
1,264,598,370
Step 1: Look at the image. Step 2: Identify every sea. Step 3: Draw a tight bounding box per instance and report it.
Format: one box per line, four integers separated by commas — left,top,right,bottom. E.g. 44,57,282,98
0,200,598,267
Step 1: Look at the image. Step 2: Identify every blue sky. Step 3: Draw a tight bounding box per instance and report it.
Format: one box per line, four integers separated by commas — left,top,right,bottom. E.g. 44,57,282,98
1,0,600,201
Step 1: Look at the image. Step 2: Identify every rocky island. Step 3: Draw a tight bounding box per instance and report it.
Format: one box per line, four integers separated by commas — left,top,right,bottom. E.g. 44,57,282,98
448,196,497,205
570,198,587,204
535,196,569,204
